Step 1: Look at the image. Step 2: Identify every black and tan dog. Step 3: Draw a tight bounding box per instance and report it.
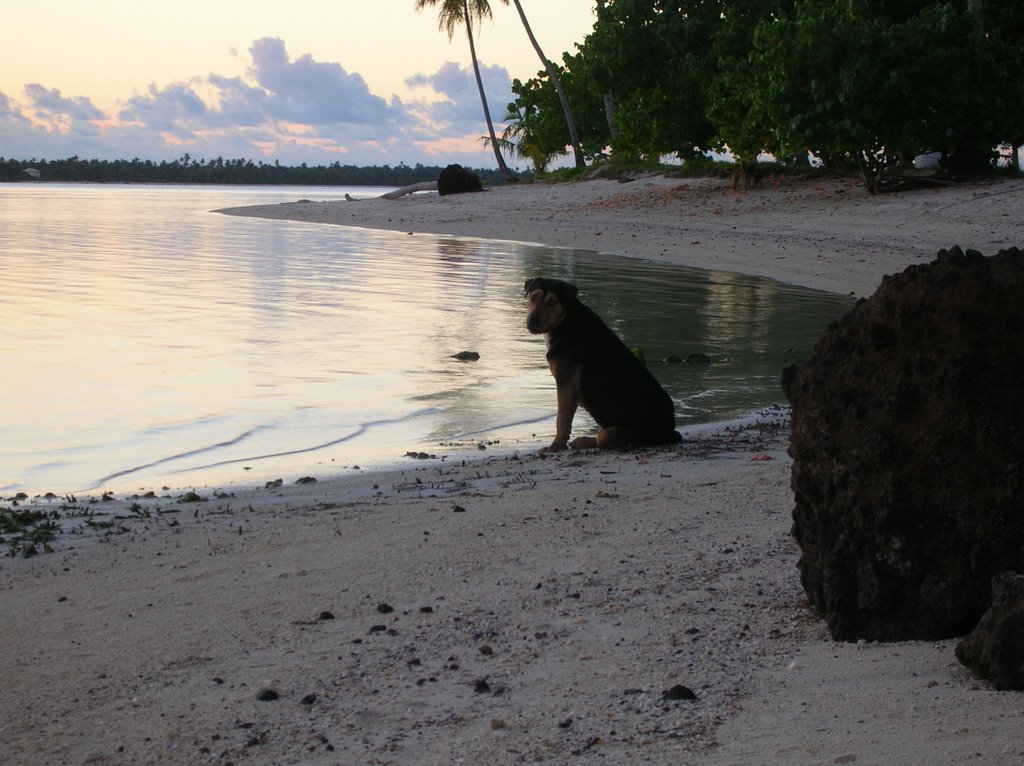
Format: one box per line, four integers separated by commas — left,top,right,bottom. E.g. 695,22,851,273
525,277,682,452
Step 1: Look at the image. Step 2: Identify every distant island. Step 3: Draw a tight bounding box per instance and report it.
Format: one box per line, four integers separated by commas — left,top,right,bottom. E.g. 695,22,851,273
0,156,519,186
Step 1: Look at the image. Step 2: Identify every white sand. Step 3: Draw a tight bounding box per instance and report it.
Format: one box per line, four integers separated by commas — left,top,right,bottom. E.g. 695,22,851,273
3,175,1023,765
222,173,1023,297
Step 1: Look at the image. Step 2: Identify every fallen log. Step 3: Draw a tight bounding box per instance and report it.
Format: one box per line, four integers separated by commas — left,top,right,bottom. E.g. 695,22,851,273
379,181,438,200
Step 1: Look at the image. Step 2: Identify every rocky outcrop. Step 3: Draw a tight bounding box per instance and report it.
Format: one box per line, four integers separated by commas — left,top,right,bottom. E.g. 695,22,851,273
782,246,1024,641
437,164,483,196
956,572,1024,690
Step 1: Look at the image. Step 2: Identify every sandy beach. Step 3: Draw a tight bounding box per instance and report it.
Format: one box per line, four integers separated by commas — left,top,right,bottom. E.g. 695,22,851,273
3,174,1023,765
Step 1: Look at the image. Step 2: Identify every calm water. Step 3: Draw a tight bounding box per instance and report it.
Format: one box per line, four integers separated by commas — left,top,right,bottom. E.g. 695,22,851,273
0,183,853,494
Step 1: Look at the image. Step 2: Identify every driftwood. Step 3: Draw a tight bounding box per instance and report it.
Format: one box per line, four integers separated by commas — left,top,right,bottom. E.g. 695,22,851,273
379,181,438,200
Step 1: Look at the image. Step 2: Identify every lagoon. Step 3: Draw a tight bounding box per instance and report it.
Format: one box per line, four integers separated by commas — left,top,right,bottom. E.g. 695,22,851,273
0,183,853,494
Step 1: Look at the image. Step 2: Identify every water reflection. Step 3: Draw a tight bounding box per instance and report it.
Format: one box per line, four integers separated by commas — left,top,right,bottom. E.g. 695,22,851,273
0,184,853,493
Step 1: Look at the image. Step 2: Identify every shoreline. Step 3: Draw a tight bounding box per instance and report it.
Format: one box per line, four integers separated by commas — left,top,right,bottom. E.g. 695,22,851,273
219,173,1024,298
3,176,1022,765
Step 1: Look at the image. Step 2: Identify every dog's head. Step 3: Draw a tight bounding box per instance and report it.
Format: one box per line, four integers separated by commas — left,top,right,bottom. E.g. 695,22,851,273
524,277,578,335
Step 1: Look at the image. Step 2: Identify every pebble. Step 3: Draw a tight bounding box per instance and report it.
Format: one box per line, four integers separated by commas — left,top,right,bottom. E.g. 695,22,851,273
256,689,279,702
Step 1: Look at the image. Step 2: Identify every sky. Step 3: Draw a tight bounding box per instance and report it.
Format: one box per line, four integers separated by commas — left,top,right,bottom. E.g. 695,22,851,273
2,0,598,170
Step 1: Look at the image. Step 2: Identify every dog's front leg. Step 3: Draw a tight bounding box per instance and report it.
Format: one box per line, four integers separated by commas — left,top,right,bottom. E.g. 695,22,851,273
544,394,578,452
542,362,581,453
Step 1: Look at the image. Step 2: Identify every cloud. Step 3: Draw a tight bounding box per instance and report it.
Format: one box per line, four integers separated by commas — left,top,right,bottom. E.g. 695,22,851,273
206,75,270,127
406,60,514,131
1,39,519,169
120,82,209,133
0,91,30,126
247,37,396,126
24,84,105,122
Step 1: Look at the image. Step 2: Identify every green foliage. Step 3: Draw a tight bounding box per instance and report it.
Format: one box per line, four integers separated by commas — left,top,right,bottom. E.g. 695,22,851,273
1,507,60,557
510,59,612,164
585,0,721,159
506,0,1024,187
732,0,1024,186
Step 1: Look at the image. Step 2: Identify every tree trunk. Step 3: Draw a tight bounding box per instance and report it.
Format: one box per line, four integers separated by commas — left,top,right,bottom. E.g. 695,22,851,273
509,0,585,168
464,1,517,181
603,91,619,140
595,0,619,142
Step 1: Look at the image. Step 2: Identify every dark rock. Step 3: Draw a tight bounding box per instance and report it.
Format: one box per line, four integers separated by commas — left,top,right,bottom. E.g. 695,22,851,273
685,352,711,364
956,572,1024,690
662,684,697,701
376,602,394,614
437,164,483,196
300,693,317,705
784,246,1024,641
255,688,279,701
451,350,480,361
318,611,335,621
473,678,491,694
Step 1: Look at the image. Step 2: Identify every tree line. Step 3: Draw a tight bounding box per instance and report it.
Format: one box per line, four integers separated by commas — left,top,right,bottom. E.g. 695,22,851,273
431,0,1023,192
0,156,513,186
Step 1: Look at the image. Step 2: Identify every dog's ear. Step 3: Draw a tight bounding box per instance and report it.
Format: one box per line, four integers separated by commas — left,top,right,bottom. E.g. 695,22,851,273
555,281,579,304
524,277,539,295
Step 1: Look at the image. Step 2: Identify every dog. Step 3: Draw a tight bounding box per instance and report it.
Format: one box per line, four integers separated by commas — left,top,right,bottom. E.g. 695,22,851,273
731,163,763,191
525,277,682,452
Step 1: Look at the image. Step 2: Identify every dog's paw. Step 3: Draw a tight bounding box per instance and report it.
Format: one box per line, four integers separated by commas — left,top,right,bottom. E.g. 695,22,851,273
540,441,568,454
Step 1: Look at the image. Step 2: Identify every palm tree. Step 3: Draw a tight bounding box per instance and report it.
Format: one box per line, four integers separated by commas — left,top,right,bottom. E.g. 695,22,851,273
504,0,586,168
486,103,567,173
416,0,517,181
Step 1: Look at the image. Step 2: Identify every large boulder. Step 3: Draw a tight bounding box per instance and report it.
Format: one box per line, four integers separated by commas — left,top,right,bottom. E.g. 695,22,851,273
956,571,1024,690
782,246,1024,641
437,164,483,196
